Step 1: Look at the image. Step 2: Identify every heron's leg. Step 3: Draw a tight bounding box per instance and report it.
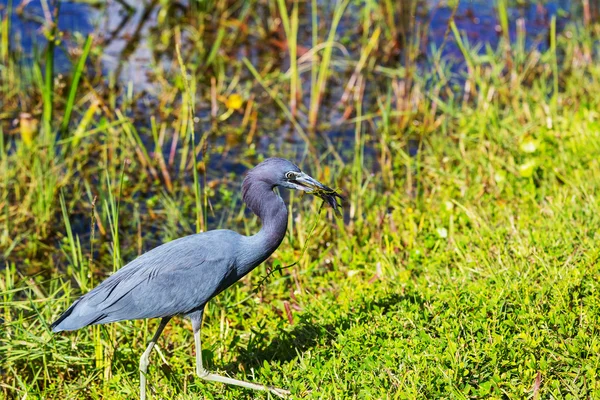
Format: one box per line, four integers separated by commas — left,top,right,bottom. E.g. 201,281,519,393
139,317,170,400
194,328,290,398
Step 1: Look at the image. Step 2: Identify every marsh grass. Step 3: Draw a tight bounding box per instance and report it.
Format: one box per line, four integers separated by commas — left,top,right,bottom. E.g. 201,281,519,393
1,1,600,398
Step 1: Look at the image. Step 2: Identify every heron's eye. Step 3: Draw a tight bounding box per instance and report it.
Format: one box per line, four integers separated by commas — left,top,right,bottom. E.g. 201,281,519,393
285,171,297,180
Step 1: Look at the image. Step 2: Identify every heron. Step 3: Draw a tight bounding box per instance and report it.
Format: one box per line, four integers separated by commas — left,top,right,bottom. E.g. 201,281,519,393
51,157,342,399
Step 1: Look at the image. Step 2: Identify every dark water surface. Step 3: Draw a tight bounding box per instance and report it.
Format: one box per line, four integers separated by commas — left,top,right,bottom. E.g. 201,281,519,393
1,0,579,73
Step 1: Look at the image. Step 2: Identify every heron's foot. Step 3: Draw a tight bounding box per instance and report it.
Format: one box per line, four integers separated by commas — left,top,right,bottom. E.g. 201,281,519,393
267,386,290,398
197,368,290,397
197,367,209,378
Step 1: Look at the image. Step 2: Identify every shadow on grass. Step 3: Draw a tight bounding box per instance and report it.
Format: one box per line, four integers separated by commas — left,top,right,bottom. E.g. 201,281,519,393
220,291,425,373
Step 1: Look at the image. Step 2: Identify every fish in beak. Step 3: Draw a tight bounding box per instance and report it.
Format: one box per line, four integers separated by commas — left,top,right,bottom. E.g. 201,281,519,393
289,172,344,214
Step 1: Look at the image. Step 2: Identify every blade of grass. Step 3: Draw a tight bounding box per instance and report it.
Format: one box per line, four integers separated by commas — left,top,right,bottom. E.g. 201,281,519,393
308,0,350,129
150,116,173,192
276,0,290,37
116,109,159,180
42,23,56,138
242,57,310,146
497,0,512,69
0,124,4,158
277,0,300,115
340,26,380,104
104,162,127,271
450,20,474,75
206,26,226,66
0,0,12,66
60,34,94,139
60,191,88,291
176,44,204,233
276,0,300,116
290,2,299,116
72,100,99,147
550,15,558,115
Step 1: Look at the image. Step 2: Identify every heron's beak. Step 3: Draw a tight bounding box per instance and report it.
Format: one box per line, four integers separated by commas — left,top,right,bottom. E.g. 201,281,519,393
292,172,344,213
292,172,330,192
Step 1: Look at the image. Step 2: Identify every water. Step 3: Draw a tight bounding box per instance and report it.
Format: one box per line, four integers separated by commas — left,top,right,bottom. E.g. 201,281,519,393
426,0,572,57
2,1,93,72
1,1,579,73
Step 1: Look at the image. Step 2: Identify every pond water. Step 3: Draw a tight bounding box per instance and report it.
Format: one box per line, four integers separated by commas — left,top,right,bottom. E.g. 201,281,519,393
2,0,579,76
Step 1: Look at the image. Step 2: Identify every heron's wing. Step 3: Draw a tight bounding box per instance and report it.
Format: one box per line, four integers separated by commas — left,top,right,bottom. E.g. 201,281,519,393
52,231,240,331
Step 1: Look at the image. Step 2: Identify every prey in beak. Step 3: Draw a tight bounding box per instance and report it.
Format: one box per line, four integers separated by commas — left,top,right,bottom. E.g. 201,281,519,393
285,171,344,214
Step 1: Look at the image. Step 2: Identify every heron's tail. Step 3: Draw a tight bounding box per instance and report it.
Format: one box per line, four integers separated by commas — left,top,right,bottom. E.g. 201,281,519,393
51,298,107,332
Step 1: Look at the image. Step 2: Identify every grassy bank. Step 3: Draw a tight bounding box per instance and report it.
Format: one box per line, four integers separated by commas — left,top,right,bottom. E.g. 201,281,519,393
2,1,600,398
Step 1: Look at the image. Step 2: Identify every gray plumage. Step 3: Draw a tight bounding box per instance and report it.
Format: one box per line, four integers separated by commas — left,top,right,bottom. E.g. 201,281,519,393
52,231,245,330
51,157,342,399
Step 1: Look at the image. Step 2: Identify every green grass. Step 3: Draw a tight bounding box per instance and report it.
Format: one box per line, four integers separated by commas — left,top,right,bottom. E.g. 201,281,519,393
2,1,600,399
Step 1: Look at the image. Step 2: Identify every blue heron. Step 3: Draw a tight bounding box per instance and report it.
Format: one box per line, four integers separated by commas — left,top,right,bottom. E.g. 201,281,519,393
51,158,342,399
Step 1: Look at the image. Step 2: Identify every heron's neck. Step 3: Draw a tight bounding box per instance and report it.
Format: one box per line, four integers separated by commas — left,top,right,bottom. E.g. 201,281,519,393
239,183,288,273
254,190,288,254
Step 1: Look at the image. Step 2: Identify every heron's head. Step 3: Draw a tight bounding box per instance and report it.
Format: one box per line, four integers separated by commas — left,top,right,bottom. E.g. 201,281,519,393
244,158,343,212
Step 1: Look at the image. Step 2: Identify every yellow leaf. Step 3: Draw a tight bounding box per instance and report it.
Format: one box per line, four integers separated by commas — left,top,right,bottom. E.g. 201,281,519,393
20,113,38,147
225,94,243,110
